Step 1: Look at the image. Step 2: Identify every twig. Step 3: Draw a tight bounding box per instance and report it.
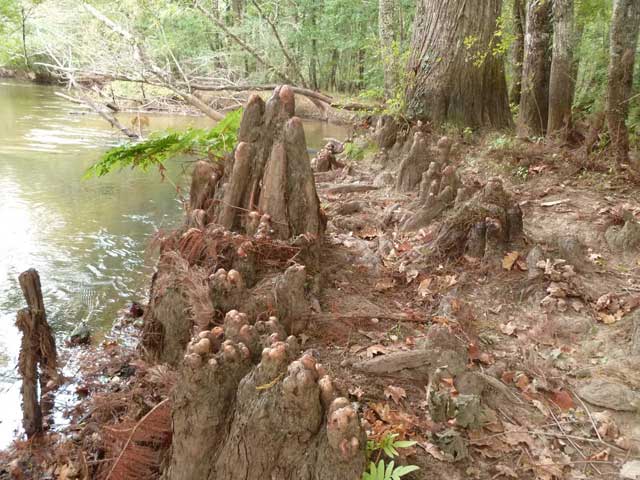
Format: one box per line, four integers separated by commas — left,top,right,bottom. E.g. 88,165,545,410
194,1,294,85
250,0,308,88
573,389,604,443
549,409,601,475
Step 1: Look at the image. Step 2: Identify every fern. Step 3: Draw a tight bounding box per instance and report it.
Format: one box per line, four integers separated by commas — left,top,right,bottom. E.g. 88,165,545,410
85,108,242,178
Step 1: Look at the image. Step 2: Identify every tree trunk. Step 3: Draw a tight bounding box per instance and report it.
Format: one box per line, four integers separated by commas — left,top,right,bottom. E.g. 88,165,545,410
518,0,552,137
548,0,576,135
328,49,339,91
509,0,526,105
606,0,640,163
405,0,511,128
379,0,396,97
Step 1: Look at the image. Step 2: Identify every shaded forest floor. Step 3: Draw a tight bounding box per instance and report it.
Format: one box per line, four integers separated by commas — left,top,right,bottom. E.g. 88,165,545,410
2,129,640,480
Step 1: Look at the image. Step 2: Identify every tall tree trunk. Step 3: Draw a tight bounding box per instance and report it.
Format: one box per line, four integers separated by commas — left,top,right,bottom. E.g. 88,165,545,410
231,0,244,20
328,49,339,91
21,7,30,70
607,0,640,163
379,0,396,97
405,0,511,128
548,0,576,134
357,48,365,89
309,3,319,90
509,0,526,105
518,0,552,137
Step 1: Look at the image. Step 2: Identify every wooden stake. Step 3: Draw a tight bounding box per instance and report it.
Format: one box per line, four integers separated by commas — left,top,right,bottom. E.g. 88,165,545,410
15,269,59,438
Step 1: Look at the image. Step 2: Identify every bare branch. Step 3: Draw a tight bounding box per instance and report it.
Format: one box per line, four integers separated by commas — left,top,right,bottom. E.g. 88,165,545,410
250,0,308,88
194,0,295,85
83,2,225,121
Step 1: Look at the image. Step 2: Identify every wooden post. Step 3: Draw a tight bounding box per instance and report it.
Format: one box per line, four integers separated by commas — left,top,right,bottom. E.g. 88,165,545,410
15,269,59,438
15,309,42,437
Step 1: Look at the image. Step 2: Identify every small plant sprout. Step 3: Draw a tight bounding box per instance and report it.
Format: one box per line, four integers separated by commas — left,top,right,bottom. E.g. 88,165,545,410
363,432,419,480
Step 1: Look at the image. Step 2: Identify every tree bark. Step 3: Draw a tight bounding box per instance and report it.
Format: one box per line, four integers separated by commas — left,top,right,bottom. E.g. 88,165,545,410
379,0,396,97
606,0,640,163
509,0,526,105
16,309,41,438
405,0,511,128
548,0,576,134
518,0,552,137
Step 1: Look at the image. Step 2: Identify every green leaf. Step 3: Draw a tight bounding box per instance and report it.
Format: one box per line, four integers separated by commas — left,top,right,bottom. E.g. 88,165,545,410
392,440,417,449
391,465,420,478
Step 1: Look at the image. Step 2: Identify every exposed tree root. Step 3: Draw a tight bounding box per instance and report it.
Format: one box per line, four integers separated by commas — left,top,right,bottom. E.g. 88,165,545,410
164,313,365,480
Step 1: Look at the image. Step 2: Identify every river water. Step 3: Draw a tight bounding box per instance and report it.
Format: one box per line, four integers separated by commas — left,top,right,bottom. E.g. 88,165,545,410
0,80,347,447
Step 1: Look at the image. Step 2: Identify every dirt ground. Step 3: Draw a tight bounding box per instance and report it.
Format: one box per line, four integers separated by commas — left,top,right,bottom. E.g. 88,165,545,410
2,127,640,480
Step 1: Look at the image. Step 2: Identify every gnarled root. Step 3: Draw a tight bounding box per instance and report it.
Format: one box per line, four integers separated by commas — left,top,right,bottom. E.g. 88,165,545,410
164,314,366,480
188,85,325,240
426,177,524,263
401,137,464,231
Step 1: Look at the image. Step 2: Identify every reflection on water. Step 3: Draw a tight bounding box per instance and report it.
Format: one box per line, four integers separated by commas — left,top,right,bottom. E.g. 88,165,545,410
0,80,348,447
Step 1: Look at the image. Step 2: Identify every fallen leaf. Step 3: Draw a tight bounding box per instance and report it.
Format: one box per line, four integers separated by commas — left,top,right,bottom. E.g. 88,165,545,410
494,464,518,478
515,374,530,390
405,269,419,284
384,385,407,405
500,321,517,336
418,278,433,297
366,344,389,358
501,371,515,384
597,311,622,325
418,441,447,461
349,386,365,400
374,279,395,291
551,390,575,411
589,449,610,461
443,275,458,288
502,251,519,270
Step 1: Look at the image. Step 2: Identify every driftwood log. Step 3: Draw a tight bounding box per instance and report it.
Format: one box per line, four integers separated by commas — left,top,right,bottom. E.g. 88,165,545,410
15,269,58,437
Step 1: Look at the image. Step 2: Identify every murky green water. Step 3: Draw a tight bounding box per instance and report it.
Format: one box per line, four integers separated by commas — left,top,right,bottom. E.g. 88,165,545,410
0,80,347,446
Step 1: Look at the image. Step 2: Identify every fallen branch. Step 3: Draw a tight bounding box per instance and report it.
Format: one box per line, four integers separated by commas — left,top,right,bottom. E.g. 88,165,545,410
55,90,139,139
324,184,380,195
83,3,225,121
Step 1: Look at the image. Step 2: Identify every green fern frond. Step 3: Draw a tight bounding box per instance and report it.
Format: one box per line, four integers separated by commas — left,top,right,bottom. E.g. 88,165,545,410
84,108,242,178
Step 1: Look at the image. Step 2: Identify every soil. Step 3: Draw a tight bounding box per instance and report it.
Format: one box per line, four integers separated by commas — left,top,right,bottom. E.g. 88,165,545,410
2,117,640,480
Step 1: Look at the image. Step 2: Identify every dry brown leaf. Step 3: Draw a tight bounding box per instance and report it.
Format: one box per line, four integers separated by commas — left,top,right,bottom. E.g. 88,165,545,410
494,464,518,478
374,279,395,292
417,278,433,297
384,385,407,405
500,321,517,336
515,374,530,390
597,311,622,325
349,386,365,400
366,344,389,358
418,441,447,461
503,423,535,449
443,275,458,287
551,390,574,411
502,251,519,271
